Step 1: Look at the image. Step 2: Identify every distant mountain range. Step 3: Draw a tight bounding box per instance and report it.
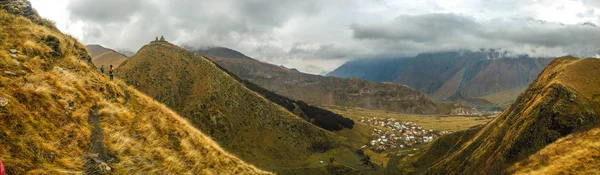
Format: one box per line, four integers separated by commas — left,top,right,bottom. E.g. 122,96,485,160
197,51,441,114
329,49,554,107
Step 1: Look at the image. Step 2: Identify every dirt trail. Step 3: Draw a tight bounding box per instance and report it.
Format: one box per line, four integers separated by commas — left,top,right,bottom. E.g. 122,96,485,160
84,105,112,174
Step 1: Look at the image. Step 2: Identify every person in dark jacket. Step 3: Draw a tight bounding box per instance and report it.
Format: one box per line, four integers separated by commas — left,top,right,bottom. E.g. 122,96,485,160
109,65,114,80
100,65,105,74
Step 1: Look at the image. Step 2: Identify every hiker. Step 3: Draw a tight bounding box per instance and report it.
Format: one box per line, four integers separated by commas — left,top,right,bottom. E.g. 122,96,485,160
100,65,105,74
1,146,5,175
109,65,114,80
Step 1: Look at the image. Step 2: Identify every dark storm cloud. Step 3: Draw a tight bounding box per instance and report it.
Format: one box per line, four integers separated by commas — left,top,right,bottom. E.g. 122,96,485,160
351,13,480,43
351,13,600,57
67,0,319,55
63,0,600,73
68,0,146,23
288,43,355,59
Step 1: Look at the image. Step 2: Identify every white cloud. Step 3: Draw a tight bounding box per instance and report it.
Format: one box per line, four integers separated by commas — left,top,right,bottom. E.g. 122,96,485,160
29,0,600,74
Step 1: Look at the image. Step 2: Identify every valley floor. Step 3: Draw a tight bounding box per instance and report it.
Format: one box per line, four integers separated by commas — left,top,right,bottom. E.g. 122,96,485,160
321,105,495,173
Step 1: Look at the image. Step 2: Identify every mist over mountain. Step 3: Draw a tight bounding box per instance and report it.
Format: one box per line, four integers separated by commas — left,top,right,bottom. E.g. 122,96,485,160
329,49,554,106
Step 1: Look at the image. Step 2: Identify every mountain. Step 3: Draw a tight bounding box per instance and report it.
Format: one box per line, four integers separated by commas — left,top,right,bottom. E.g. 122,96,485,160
117,40,361,171
197,51,440,114
85,44,127,68
328,50,554,106
0,2,266,174
192,46,252,59
403,56,600,174
213,62,355,131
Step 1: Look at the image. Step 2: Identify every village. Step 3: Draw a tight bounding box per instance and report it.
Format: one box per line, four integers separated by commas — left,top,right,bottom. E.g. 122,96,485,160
359,117,452,152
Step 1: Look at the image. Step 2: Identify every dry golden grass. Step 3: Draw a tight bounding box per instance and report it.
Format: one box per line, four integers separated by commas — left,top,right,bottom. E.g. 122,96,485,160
510,127,600,175
0,3,268,174
406,56,600,174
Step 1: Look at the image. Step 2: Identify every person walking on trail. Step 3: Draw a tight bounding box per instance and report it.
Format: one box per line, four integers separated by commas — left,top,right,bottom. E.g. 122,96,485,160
109,65,114,81
100,65,105,74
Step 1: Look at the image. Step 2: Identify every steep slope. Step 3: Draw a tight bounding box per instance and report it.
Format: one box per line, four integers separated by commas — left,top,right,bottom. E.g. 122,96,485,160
205,55,439,114
405,57,600,174
118,41,353,170
213,62,354,131
85,44,127,69
329,50,553,104
0,1,266,174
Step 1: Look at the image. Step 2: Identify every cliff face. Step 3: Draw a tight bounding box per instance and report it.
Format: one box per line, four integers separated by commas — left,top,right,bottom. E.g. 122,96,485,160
207,55,440,114
408,57,600,174
328,50,553,103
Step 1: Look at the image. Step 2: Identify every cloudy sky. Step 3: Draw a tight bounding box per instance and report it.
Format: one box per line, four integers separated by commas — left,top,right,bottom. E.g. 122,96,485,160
30,0,600,74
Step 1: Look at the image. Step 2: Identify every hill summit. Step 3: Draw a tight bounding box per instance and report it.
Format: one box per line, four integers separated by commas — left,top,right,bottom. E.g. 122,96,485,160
405,56,600,174
0,1,266,174
117,39,362,172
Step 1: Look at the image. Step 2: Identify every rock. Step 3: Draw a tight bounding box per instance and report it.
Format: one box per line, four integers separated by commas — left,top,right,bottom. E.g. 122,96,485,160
92,158,102,163
99,162,111,171
9,49,17,54
0,97,8,107
12,59,20,65
4,71,17,76
54,67,64,74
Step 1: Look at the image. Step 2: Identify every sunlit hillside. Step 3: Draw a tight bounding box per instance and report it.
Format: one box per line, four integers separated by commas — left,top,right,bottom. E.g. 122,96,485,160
117,40,367,172
400,57,600,174
0,1,267,174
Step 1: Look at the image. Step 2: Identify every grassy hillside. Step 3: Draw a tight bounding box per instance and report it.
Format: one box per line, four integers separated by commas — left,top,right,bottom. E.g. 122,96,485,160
401,56,600,174
0,1,267,174
207,55,440,114
118,41,362,171
209,60,354,131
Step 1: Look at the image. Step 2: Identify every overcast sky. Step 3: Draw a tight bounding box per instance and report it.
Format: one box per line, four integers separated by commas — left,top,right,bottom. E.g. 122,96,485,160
30,0,600,74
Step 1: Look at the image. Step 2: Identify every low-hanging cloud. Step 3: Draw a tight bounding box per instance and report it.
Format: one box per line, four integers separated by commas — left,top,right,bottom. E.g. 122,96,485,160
351,13,600,57
62,0,600,74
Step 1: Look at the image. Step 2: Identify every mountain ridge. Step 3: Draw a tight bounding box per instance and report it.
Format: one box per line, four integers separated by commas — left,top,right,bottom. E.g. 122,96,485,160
118,40,363,172
203,54,441,114
403,56,600,174
85,44,127,68
328,50,554,108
